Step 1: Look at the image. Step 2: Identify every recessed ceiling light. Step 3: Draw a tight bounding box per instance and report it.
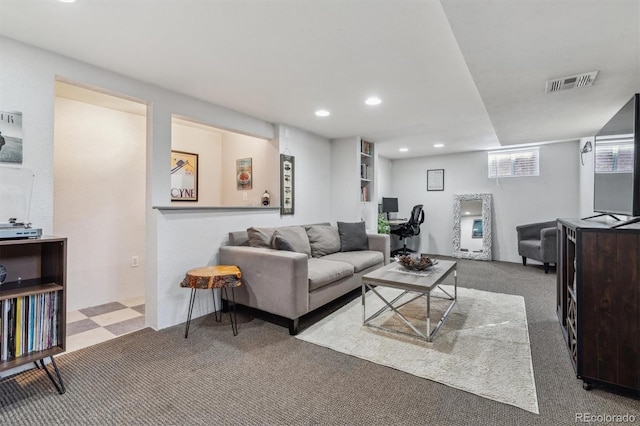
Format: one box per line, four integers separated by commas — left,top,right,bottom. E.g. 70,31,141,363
365,96,382,106
399,148,409,152
434,143,444,148
57,0,77,3
315,110,330,117
465,211,471,215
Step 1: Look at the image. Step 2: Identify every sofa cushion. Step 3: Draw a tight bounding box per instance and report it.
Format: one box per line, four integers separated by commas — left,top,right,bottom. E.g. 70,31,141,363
337,221,369,252
307,258,354,292
247,227,276,248
321,251,384,273
272,234,295,252
306,225,341,258
272,227,311,258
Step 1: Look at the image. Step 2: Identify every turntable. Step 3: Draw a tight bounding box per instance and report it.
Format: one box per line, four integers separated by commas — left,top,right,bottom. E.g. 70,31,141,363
0,167,42,239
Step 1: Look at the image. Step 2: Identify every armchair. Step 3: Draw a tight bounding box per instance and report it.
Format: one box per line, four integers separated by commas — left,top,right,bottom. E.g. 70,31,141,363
516,220,558,273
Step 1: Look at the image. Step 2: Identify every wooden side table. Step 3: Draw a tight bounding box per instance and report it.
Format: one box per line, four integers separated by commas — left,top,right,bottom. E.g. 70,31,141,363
180,265,242,338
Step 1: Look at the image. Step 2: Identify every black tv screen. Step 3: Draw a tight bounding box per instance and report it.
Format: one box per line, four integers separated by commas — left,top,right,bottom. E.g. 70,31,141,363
382,197,398,213
593,94,640,217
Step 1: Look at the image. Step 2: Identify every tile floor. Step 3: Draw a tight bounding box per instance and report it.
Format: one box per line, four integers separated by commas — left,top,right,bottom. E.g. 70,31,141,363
65,296,146,353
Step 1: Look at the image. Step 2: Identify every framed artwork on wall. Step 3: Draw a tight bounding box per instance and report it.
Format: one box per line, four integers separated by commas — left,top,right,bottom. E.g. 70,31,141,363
171,150,198,201
236,157,252,190
0,111,23,164
280,154,294,215
427,169,444,191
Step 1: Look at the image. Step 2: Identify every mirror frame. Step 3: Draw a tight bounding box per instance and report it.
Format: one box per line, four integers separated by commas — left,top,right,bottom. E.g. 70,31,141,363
452,193,493,261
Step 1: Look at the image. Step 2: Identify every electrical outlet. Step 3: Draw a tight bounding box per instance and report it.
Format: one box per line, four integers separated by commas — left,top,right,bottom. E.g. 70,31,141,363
131,256,139,267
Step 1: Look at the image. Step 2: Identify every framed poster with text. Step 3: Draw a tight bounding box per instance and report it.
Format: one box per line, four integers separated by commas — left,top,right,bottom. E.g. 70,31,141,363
171,150,198,201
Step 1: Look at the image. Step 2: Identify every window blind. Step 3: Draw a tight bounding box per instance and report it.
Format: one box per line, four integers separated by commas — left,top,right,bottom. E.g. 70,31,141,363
595,136,634,173
488,147,539,178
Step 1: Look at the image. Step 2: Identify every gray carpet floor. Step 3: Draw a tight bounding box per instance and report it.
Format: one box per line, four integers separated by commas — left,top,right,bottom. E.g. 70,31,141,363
1,259,639,425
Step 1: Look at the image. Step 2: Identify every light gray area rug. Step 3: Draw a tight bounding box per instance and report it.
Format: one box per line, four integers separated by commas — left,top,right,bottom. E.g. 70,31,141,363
297,286,539,414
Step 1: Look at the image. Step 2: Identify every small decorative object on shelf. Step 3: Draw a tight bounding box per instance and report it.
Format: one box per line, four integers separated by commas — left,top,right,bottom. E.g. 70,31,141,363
0,264,6,285
261,190,270,206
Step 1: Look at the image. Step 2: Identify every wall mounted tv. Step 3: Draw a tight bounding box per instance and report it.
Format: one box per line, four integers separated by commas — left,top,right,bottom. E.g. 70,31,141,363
592,93,640,225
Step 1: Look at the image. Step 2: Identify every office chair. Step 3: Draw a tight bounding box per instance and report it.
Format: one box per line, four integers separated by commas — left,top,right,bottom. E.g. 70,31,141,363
391,204,425,256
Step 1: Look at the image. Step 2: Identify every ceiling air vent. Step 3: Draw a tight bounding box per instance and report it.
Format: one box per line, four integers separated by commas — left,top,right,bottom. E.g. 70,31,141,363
545,71,599,93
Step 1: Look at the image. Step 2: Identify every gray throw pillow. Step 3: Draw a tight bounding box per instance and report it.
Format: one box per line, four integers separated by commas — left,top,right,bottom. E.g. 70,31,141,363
247,227,276,248
306,225,341,257
337,221,369,252
272,234,295,252
271,227,312,258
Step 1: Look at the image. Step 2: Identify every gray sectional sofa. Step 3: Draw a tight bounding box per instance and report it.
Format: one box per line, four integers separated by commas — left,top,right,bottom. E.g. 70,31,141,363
219,222,390,334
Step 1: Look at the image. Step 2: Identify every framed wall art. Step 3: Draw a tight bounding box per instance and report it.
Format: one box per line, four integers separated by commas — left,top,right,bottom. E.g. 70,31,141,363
0,111,23,164
280,154,294,215
236,157,252,190
427,169,444,191
171,150,198,201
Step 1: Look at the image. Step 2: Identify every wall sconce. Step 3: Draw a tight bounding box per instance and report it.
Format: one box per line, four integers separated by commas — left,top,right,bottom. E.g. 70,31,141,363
580,140,592,166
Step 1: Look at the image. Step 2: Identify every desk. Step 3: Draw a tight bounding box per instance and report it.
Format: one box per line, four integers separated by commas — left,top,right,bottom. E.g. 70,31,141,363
388,219,408,227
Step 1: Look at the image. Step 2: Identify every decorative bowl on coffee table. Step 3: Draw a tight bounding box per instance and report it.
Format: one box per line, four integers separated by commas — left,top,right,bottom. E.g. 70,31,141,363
397,254,435,271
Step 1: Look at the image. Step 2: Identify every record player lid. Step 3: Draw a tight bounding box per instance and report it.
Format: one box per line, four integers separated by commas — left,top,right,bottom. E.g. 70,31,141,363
0,167,35,228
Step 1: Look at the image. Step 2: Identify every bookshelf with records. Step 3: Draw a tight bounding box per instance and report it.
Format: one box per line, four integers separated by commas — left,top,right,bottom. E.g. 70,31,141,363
0,236,66,394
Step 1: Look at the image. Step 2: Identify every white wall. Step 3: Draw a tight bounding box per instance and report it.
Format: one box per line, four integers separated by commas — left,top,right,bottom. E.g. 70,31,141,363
578,136,596,218
377,155,393,206
389,141,580,263
331,137,360,225
220,132,279,207
54,97,146,311
171,121,222,206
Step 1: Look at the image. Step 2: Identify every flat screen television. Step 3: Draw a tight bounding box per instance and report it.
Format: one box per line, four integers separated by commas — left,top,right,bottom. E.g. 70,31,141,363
381,197,398,215
593,93,640,220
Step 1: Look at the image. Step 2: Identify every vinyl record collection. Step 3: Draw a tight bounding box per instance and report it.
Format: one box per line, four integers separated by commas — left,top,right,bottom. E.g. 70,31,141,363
0,291,61,361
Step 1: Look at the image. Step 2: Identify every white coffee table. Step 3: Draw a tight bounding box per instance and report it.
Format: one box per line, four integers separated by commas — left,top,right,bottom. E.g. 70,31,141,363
361,259,457,342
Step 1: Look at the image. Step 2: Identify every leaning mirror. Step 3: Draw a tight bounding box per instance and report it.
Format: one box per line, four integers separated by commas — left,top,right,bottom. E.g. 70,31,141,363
452,193,492,261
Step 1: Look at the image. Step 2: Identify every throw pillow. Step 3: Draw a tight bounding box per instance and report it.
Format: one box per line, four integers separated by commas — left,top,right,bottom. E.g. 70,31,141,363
272,234,295,252
247,227,276,248
271,226,312,258
306,225,341,257
337,221,369,252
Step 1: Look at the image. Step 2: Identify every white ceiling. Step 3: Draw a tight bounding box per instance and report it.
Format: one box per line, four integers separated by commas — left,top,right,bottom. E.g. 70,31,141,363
1,0,638,159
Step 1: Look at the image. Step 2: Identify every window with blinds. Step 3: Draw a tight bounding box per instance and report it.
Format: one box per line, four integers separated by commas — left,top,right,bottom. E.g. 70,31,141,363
594,135,634,173
488,147,539,178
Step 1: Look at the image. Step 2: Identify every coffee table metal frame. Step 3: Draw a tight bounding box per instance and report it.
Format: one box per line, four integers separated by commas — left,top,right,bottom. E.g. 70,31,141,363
362,259,457,342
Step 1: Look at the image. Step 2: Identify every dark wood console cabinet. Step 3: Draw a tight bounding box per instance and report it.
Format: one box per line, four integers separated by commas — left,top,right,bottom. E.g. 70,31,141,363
557,218,639,396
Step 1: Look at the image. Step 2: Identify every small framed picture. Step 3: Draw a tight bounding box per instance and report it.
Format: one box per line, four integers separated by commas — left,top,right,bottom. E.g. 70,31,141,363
171,150,198,201
236,157,253,190
427,169,444,191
